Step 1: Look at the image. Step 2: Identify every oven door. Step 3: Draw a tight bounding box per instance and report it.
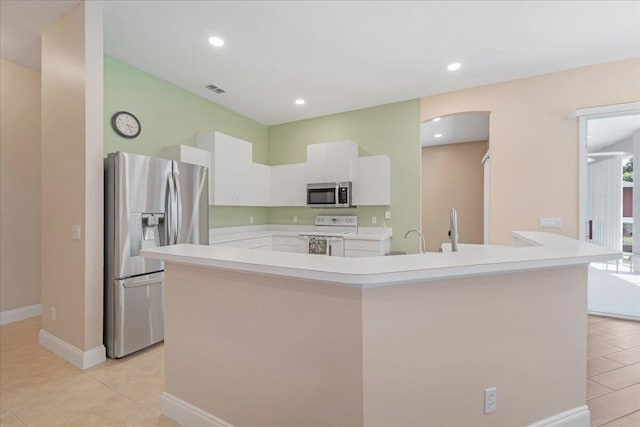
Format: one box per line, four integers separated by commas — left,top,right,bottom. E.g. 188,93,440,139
308,236,329,255
307,183,338,208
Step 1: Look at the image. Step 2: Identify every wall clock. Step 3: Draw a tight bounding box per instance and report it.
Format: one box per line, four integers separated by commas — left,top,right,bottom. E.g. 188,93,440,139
111,111,141,139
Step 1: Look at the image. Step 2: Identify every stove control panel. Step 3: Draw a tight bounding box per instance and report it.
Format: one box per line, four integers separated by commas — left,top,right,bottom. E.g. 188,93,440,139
315,215,358,227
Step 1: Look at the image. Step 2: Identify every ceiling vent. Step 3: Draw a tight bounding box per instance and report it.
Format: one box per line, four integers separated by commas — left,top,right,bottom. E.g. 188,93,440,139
205,84,226,94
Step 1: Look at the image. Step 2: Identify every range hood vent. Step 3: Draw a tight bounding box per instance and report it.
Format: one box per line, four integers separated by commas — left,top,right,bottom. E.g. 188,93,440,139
205,84,226,94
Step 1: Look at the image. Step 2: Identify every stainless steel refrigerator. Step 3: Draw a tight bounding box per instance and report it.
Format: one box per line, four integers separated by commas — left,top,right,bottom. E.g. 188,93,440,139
104,151,208,358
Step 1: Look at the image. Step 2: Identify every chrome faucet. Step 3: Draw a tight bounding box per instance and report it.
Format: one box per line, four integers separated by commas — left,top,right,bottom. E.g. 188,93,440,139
449,208,459,252
404,229,426,254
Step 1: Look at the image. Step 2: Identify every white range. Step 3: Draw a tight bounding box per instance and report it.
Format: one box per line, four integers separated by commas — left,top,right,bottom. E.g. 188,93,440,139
298,215,358,256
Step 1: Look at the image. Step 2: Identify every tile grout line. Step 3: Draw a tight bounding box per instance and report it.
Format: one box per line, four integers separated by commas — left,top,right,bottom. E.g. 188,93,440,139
599,409,640,427
587,381,640,403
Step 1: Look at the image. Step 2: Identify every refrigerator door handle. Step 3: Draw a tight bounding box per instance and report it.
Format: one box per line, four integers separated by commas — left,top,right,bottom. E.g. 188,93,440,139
167,171,177,245
122,276,165,288
174,170,182,244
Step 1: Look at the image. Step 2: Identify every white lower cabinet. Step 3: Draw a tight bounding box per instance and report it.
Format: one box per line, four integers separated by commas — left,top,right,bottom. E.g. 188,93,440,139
212,233,389,257
272,235,307,253
344,238,390,257
214,236,272,250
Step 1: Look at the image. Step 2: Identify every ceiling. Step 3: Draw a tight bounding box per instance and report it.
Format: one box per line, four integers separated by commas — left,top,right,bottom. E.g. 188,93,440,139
0,0,80,70
587,114,640,152
421,112,490,147
2,1,639,126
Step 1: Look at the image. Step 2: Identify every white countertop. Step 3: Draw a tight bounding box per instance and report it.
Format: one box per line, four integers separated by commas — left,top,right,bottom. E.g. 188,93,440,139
209,224,392,244
142,232,620,288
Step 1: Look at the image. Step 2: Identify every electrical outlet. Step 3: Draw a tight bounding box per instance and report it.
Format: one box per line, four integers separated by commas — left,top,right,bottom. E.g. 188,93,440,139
371,216,377,225
385,211,391,220
51,306,56,322
293,216,298,224
250,216,254,224
484,387,496,414
72,224,81,240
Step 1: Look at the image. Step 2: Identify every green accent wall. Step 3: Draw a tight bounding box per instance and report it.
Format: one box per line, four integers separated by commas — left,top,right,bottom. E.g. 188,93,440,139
268,100,422,253
103,56,269,226
104,57,422,252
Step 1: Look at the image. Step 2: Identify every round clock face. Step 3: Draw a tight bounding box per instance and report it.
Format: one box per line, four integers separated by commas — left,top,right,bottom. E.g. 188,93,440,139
111,111,141,139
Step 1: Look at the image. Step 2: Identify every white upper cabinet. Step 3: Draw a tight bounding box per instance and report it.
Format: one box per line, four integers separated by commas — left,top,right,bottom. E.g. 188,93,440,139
306,140,358,183
269,163,307,206
352,155,391,206
196,131,254,206
251,163,270,207
164,144,211,169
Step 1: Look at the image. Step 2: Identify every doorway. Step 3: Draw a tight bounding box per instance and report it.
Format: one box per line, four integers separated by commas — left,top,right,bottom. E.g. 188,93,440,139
420,112,490,252
579,104,640,320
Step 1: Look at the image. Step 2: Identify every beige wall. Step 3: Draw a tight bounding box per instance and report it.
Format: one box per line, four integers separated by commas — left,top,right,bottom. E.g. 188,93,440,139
362,267,587,426
421,58,640,244
0,60,42,312
165,264,364,427
163,263,587,427
41,1,103,351
421,140,487,251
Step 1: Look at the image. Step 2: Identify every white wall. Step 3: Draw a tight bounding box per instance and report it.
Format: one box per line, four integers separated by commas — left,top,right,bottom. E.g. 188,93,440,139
421,58,640,244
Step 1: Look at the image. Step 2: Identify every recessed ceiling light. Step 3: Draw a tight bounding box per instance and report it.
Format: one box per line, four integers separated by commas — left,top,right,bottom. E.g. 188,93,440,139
447,62,462,71
432,117,441,122
208,36,225,47
295,99,305,105
434,133,443,138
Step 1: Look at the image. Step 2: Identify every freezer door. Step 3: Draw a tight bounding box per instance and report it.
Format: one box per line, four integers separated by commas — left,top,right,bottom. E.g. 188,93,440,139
172,161,209,245
107,152,172,279
106,272,165,358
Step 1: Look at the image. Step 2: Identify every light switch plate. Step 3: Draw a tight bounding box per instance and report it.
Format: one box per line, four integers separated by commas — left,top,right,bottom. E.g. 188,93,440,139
385,211,391,220
72,224,81,240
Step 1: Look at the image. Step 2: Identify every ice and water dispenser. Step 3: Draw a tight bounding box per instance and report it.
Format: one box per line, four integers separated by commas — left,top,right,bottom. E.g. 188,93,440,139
130,212,166,256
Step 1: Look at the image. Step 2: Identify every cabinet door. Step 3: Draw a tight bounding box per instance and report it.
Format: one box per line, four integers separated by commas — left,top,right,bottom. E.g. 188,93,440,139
195,133,216,205
352,155,391,206
251,163,270,206
288,163,308,206
234,139,253,206
269,163,307,206
178,145,210,168
326,140,358,182
306,143,328,183
269,165,289,206
212,135,236,205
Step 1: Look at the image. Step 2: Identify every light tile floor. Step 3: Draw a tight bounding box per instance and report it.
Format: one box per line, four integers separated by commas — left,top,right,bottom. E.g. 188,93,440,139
0,317,174,427
1,315,638,426
587,315,640,426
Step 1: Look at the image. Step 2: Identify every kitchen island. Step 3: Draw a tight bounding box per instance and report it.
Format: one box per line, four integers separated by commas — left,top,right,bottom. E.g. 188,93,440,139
142,232,619,427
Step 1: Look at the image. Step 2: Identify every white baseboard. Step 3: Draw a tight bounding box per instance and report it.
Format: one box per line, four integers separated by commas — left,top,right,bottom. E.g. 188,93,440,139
528,405,590,427
588,310,640,321
163,392,586,427
162,392,234,427
0,303,41,325
38,329,106,370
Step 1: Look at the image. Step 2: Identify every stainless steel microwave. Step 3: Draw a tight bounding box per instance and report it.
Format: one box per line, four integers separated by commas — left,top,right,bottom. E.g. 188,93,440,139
306,182,353,208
